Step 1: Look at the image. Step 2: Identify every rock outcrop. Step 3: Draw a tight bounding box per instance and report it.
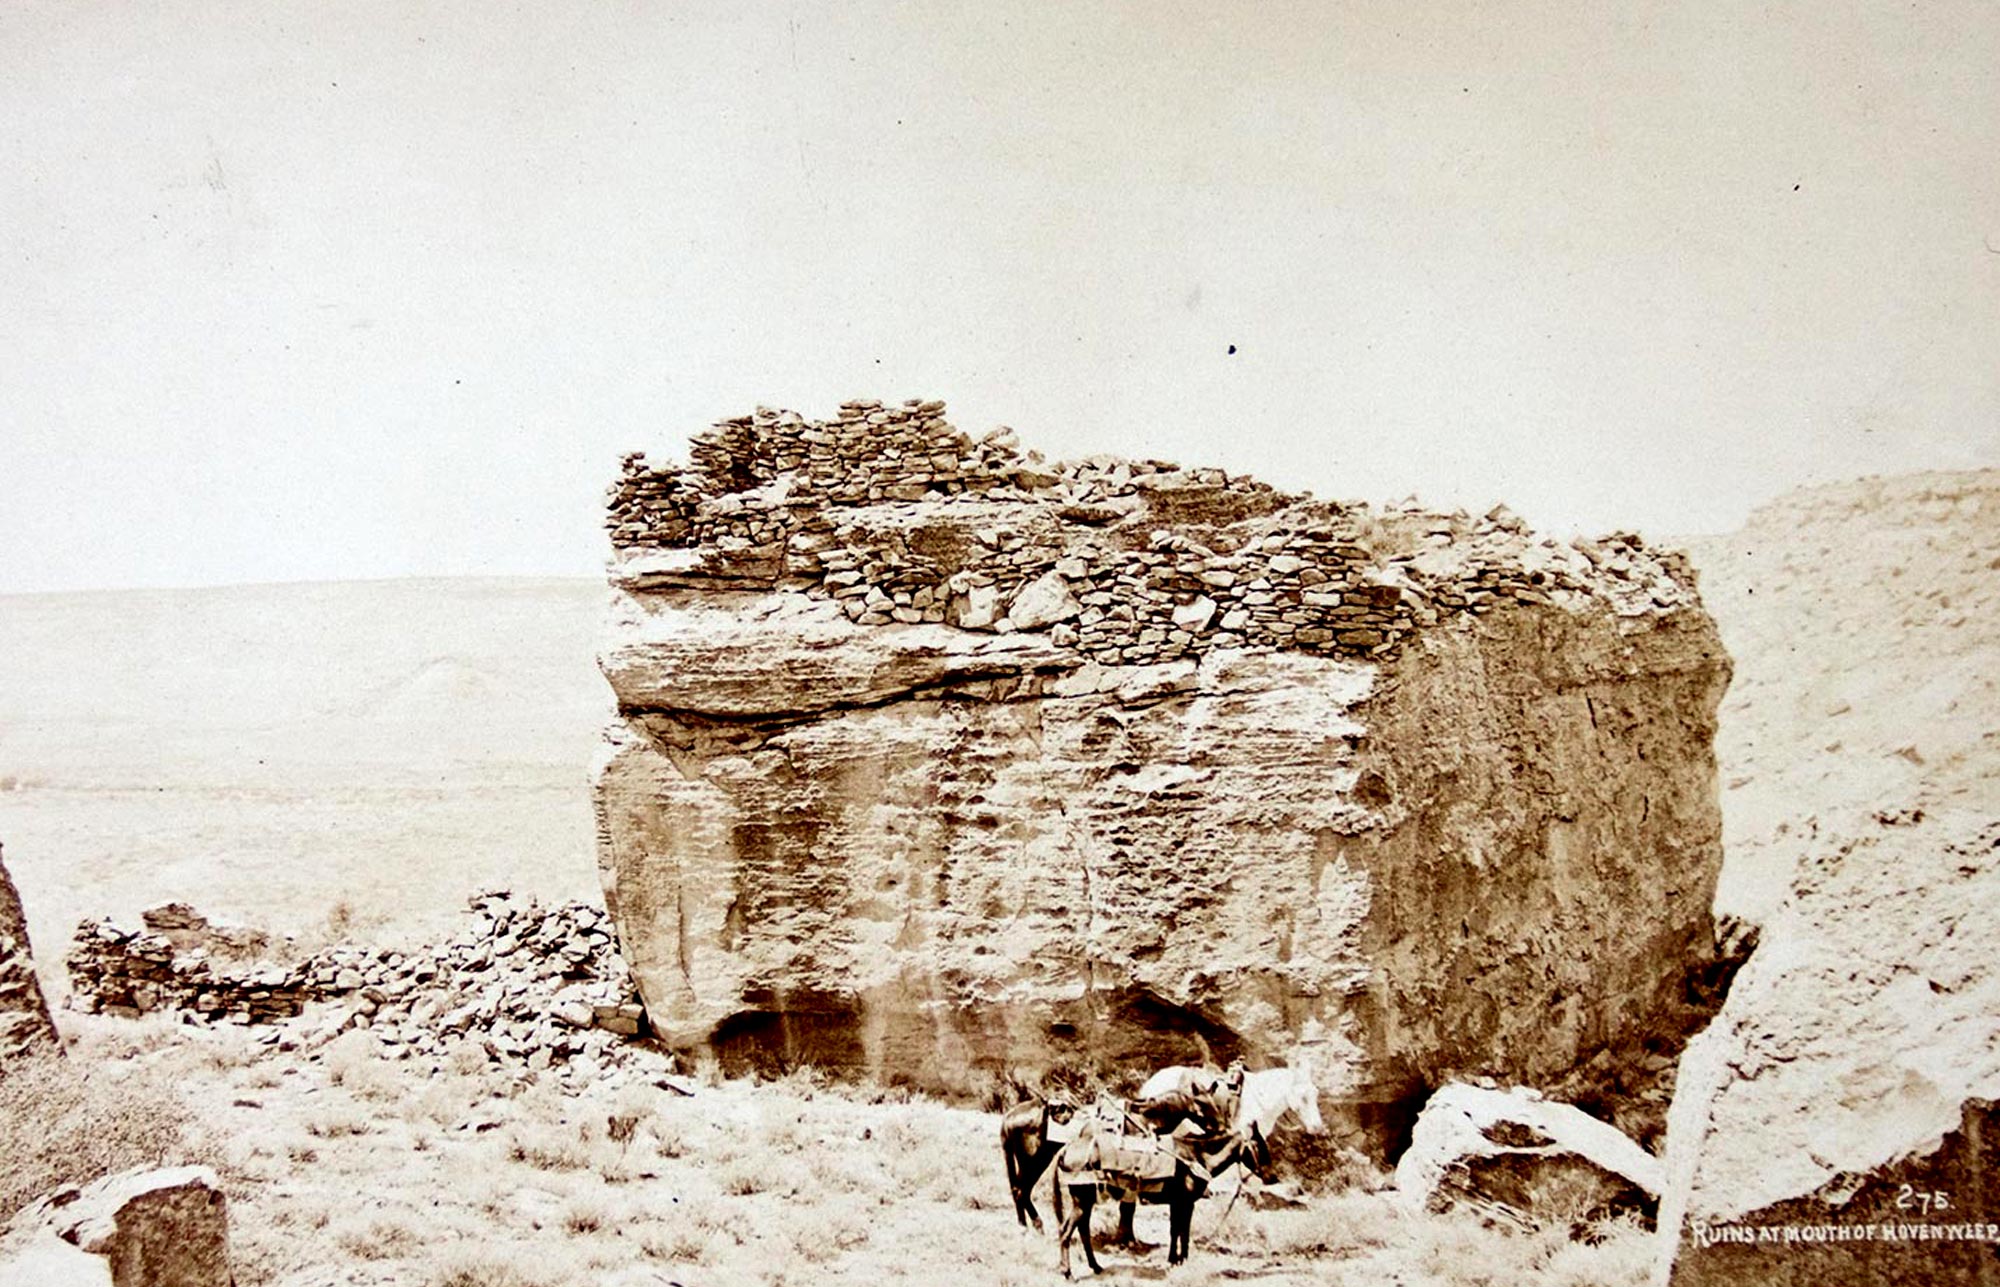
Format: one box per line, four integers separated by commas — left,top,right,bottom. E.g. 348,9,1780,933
1656,810,2000,1286
0,840,60,1066
6,1166,232,1287
594,399,1739,1156
1656,473,2000,1285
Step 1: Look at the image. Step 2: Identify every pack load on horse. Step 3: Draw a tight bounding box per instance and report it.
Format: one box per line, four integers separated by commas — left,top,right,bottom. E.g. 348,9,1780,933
1138,1060,1326,1139
1050,1091,1271,1277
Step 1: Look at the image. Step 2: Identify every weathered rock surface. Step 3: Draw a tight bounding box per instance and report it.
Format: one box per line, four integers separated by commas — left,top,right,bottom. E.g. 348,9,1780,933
1396,1082,1660,1227
1656,810,2000,1286
10,1166,231,1287
0,840,60,1066
595,399,1739,1157
1679,470,2000,924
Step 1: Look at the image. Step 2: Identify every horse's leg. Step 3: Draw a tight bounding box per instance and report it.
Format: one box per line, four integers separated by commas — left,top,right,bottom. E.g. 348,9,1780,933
1047,1146,1065,1230
1005,1141,1024,1227
1116,1199,1136,1246
1168,1194,1189,1266
1077,1186,1101,1275
1023,1145,1047,1232
1057,1184,1093,1278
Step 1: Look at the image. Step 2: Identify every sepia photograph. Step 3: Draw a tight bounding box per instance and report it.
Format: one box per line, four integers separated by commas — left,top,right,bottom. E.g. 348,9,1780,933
2,2,1996,1284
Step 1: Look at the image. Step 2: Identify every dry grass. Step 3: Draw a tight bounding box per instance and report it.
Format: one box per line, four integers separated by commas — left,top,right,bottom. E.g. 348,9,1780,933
3,1019,1663,1287
0,1045,218,1222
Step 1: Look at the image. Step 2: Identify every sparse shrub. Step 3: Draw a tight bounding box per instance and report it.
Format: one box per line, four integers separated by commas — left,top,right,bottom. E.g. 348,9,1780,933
718,1155,780,1196
684,1195,751,1244
758,1111,810,1155
321,1031,401,1101
807,1148,869,1193
651,1116,688,1159
1539,1212,1653,1287
785,1207,869,1264
639,1222,715,1264
332,1213,422,1260
561,1194,612,1235
0,1048,216,1221
303,1104,372,1139
505,1123,590,1172
428,1248,580,1287
1249,1192,1389,1256
775,1063,825,1098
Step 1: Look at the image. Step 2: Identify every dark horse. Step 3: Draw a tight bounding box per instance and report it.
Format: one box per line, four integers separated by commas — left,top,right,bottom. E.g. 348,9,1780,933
1052,1119,1271,1277
999,1095,1078,1231
1108,1068,1245,1245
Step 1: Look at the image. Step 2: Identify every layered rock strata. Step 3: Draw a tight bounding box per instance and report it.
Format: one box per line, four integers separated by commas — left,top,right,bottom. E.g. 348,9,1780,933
595,399,1737,1154
1657,810,2000,1286
0,841,59,1065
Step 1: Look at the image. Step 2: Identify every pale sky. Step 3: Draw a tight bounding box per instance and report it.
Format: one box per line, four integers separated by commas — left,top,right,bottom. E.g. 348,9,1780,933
4,0,1995,593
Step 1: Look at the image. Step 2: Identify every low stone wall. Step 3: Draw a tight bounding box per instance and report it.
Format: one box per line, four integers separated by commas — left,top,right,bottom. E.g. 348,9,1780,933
67,892,651,1086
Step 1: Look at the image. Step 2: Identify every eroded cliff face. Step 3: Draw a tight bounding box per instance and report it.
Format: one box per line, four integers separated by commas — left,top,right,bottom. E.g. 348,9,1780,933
594,400,1734,1155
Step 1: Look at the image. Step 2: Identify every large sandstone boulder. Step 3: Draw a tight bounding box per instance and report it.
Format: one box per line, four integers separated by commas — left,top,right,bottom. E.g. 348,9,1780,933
1396,1082,1661,1226
7,1166,232,1287
594,400,1738,1157
1656,810,2000,1286
0,840,60,1066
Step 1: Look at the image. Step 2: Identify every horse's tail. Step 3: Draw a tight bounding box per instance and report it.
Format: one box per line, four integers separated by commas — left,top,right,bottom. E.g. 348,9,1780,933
1049,1147,1065,1225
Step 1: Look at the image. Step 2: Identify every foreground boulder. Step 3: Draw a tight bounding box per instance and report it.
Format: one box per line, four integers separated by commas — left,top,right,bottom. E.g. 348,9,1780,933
1396,1082,1660,1227
0,840,60,1066
594,400,1738,1156
1657,810,2000,1286
5,1166,230,1287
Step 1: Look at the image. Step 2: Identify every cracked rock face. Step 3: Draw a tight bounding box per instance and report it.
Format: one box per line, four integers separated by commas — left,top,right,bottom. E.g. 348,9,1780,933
594,399,1735,1157
1657,812,2000,1287
0,840,59,1067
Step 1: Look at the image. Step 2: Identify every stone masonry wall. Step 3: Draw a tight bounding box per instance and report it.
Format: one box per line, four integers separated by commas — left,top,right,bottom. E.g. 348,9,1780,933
67,892,649,1089
606,399,1695,663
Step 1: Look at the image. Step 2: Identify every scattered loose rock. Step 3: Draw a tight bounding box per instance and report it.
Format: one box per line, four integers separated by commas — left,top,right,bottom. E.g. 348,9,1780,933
67,891,653,1091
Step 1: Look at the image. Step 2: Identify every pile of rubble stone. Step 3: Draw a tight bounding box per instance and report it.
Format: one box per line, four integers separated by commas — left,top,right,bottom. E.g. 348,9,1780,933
68,891,653,1089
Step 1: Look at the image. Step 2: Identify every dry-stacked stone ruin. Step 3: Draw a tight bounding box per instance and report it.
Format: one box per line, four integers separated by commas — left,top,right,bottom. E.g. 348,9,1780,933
68,892,650,1088
596,400,1739,1156
606,401,1686,662
0,841,60,1066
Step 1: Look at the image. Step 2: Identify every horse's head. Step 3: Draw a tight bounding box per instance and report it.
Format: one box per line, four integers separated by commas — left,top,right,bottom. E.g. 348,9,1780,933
1232,1122,1274,1181
1189,1077,1241,1138
1285,1068,1326,1134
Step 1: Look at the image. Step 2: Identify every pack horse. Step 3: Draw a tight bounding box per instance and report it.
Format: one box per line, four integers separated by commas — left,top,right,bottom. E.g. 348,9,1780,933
1051,1103,1272,1276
